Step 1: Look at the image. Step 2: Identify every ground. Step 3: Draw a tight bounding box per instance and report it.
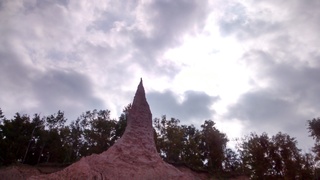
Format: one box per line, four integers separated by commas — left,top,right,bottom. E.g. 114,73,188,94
0,163,249,180
0,163,64,180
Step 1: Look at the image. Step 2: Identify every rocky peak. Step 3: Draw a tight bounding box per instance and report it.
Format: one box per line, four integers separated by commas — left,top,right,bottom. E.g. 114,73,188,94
29,79,198,180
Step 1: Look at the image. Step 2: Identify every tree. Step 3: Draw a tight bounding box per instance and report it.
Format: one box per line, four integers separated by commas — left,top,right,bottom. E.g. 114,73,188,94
67,118,84,161
22,113,46,165
181,124,203,170
154,116,185,163
200,120,228,175
308,117,320,159
153,116,203,170
46,110,66,130
0,113,33,165
77,109,117,156
0,108,4,121
271,132,301,178
114,104,131,141
154,117,230,173
223,148,242,177
0,109,122,166
238,132,311,179
37,111,68,164
0,108,6,165
298,153,315,179
59,126,73,164
239,132,277,179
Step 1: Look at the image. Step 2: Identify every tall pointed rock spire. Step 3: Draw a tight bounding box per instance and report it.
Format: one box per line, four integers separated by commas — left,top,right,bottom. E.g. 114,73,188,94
30,79,196,180
134,78,146,101
108,78,157,156
130,78,151,123
131,78,149,113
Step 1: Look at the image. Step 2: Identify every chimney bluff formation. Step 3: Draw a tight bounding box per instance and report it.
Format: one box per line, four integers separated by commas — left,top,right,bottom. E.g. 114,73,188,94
29,79,198,180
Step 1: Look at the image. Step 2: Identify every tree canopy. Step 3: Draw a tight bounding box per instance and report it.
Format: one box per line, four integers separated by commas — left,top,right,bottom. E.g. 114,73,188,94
0,107,318,179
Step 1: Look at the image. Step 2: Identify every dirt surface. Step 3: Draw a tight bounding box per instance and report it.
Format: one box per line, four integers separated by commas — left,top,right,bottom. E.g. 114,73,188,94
0,163,68,180
0,164,39,180
0,164,249,180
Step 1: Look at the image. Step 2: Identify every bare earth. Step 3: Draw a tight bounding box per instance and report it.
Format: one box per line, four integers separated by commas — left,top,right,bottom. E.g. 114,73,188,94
0,80,248,180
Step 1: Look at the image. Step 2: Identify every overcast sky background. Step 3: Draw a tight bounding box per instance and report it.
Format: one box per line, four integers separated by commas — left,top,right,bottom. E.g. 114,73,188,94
1,0,319,151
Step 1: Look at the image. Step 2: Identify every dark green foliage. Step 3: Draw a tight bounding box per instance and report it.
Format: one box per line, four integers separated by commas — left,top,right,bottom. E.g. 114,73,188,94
307,117,320,177
154,116,187,164
0,108,4,120
0,107,317,178
41,111,67,164
67,118,83,161
308,117,320,159
154,117,228,173
200,120,228,175
154,116,204,169
239,133,272,178
114,104,130,140
182,124,204,169
0,113,33,165
238,132,314,179
0,112,48,165
46,110,66,130
62,108,128,161
308,118,320,140
0,109,124,165
298,153,315,179
78,109,117,156
223,148,242,177
0,109,5,165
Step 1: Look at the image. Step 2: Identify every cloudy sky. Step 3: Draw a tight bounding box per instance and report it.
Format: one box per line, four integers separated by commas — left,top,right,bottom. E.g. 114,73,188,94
1,0,319,151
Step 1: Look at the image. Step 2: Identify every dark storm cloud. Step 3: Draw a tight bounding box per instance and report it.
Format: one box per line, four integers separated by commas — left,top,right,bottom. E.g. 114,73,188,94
77,0,212,93
88,1,139,32
0,42,103,121
0,0,214,121
227,88,313,150
217,0,320,42
147,90,219,123
217,2,282,40
227,50,320,150
229,90,292,122
33,69,104,119
241,50,320,109
0,1,105,120
138,0,209,48
130,0,210,72
22,0,68,10
64,0,212,84
0,47,32,88
214,0,320,150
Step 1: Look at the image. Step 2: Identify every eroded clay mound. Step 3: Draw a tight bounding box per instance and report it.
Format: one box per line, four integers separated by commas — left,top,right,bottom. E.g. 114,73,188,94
29,79,200,180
